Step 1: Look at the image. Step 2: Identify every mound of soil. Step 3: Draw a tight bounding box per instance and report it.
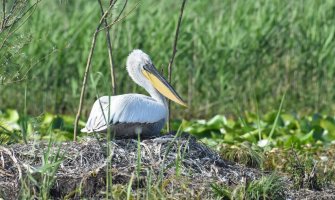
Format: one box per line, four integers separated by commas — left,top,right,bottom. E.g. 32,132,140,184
0,133,334,199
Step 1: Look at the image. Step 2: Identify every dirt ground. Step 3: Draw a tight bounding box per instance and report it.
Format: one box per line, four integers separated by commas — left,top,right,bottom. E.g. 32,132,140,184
0,133,334,199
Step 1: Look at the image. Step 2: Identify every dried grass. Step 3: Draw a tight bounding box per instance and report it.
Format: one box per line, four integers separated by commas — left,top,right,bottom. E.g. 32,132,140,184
0,133,261,199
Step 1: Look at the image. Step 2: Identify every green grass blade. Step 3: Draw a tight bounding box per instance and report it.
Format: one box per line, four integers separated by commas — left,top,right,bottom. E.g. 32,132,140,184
269,93,286,139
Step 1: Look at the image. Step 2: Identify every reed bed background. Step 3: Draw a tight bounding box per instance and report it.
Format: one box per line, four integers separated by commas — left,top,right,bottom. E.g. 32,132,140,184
1,0,335,119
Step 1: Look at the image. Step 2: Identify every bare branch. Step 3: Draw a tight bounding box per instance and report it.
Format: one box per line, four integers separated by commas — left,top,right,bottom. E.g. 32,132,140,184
7,0,29,28
167,0,187,132
0,0,40,49
74,0,141,140
1,0,6,30
111,0,128,25
98,0,117,95
98,1,140,32
73,3,116,141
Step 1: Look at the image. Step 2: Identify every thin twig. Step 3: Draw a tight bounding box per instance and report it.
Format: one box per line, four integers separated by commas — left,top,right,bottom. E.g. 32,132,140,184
0,146,22,180
1,0,6,30
73,3,115,141
1,0,18,32
98,1,140,32
2,44,59,85
0,0,40,49
7,0,19,18
6,0,30,29
114,0,128,22
98,0,117,95
167,0,187,132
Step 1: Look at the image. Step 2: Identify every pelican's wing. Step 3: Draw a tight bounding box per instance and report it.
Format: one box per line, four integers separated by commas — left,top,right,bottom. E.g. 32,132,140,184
81,94,166,133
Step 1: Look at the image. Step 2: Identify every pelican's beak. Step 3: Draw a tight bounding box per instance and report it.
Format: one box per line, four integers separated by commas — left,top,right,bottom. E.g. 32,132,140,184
142,64,187,107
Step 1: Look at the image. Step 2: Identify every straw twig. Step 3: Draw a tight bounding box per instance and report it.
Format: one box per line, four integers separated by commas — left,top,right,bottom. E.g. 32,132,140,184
73,3,115,141
0,146,22,180
0,0,40,49
98,0,117,95
167,0,187,132
98,1,140,32
73,0,136,141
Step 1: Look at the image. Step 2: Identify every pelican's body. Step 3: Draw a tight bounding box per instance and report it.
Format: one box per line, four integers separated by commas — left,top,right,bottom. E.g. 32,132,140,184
81,50,186,138
81,94,167,138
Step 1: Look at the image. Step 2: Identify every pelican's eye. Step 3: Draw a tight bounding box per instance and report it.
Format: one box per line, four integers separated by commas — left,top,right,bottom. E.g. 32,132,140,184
143,64,149,71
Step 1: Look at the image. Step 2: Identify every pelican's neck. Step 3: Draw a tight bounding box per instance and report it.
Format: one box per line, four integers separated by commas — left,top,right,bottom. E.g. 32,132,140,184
145,85,168,108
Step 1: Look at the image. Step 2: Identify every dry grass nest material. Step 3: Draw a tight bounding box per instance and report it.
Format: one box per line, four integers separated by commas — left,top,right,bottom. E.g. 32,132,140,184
0,133,259,199
0,133,334,199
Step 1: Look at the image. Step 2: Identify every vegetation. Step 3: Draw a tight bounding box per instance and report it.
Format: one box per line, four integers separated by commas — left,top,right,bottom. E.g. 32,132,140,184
212,174,286,200
1,0,335,199
1,0,335,118
1,108,335,198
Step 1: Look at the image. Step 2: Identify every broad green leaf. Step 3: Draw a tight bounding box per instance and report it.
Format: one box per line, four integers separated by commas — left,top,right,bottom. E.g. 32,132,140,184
1,109,20,122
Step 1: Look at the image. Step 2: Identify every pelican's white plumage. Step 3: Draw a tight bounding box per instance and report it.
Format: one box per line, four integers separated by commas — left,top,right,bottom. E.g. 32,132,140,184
81,94,166,133
81,49,186,138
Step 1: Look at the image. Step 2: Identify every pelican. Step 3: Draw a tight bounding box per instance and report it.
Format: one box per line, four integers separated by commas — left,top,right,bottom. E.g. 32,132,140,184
81,49,187,138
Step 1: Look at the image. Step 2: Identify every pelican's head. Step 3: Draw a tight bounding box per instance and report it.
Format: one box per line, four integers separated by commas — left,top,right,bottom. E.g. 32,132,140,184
127,49,187,107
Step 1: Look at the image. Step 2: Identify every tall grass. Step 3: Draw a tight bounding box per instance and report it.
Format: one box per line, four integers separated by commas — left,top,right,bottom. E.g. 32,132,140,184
1,0,335,119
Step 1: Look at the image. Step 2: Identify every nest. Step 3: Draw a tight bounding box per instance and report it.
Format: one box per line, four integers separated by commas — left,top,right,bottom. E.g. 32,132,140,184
0,133,261,199
0,133,334,199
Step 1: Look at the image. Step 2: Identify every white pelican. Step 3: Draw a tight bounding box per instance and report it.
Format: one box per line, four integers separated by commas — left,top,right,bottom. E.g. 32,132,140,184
81,49,187,138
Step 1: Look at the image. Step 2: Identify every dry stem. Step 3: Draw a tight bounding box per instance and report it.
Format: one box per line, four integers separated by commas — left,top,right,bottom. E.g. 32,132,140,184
0,0,40,49
98,1,140,32
73,3,115,141
0,146,22,180
167,0,187,132
98,0,117,95
73,0,135,141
